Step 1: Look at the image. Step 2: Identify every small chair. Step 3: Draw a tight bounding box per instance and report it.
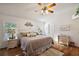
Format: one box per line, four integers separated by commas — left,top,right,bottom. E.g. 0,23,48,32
58,35,70,47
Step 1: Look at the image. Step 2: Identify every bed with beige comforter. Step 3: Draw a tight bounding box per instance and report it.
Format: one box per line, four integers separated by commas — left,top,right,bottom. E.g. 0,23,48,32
20,35,53,55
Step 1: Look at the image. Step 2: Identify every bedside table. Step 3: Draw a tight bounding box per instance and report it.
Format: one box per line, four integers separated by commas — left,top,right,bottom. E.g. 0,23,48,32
7,39,18,49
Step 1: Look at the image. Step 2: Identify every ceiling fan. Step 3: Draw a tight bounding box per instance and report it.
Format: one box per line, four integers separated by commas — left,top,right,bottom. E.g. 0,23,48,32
37,3,56,15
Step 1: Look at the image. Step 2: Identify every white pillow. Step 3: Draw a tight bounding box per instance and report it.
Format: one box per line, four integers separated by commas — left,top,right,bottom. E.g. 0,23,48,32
27,33,31,37
30,32,37,37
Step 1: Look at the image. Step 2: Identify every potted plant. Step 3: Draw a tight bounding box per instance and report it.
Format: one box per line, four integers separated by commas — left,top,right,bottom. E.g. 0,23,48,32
72,7,79,19
5,23,16,39
75,7,79,16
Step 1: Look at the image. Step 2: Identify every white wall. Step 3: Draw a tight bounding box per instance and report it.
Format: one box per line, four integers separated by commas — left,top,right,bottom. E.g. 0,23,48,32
53,9,79,47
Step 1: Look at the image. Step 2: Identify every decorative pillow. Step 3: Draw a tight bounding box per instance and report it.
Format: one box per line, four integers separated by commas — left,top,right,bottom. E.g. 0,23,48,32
30,32,37,37
20,32,27,37
27,33,31,37
20,32,38,37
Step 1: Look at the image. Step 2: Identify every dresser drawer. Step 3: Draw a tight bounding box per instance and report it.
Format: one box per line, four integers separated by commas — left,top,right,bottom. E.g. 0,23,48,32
8,40,17,44
7,39,18,48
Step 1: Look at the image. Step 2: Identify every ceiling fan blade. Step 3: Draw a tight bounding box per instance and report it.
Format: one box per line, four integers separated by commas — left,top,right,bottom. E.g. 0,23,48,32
48,10,54,13
38,3,46,10
38,3,42,6
47,3,56,8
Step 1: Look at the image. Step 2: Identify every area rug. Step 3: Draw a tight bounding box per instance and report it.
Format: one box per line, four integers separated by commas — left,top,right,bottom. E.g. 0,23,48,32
16,48,64,56
39,48,64,56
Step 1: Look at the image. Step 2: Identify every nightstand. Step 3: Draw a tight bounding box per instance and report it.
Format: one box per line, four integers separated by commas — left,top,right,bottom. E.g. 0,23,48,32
7,39,18,49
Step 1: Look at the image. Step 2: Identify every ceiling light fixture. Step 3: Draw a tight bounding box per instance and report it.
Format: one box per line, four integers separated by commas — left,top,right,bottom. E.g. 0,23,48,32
38,3,56,15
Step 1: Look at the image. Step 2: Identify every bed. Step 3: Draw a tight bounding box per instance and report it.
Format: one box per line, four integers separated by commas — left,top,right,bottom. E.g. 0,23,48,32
20,32,53,56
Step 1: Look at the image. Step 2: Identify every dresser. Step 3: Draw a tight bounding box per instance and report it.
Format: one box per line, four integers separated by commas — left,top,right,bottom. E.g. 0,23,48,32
7,39,18,49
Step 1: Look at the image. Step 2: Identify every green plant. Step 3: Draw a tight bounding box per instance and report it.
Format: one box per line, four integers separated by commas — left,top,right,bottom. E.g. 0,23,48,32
75,7,79,16
5,23,16,39
5,23,16,29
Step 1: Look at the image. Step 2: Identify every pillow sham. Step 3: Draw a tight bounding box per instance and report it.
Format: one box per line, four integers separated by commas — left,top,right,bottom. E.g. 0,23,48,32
20,32,38,37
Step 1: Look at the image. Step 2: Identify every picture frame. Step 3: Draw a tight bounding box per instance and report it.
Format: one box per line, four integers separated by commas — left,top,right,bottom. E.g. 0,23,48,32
59,25,70,31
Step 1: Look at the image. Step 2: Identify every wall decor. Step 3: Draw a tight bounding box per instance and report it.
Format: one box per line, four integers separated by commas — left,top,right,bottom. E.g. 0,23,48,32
59,25,70,31
25,22,33,27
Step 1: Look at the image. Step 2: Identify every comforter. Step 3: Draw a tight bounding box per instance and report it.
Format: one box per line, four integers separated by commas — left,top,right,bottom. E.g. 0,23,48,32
20,35,53,55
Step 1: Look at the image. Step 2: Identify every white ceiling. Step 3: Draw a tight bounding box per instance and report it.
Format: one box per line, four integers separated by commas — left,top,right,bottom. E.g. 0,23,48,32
0,3,79,19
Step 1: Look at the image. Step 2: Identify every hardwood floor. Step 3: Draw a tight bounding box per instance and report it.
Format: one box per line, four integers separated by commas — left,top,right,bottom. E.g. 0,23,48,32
0,47,22,56
62,47,79,56
52,46,79,56
0,46,79,56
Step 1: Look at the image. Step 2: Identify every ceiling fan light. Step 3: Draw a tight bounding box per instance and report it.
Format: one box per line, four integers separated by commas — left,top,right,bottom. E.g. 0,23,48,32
41,10,46,15
45,10,48,14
